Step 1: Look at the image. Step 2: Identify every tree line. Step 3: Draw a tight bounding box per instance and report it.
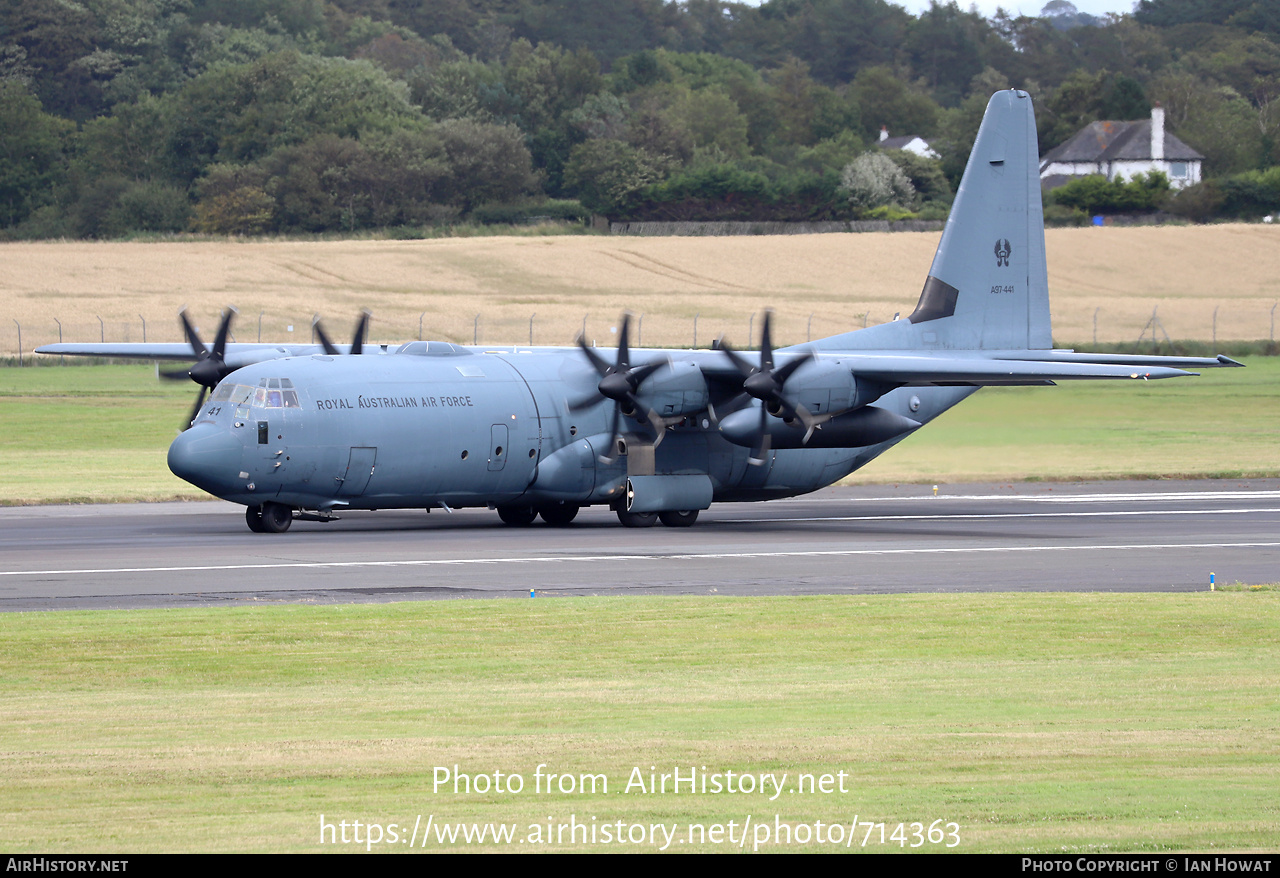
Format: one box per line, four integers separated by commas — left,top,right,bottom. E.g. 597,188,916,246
1,0,1277,238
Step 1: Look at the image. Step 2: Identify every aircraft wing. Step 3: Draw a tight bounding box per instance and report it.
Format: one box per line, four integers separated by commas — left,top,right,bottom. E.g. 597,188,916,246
992,351,1244,369
35,341,1221,387
840,354,1200,385
36,342,329,366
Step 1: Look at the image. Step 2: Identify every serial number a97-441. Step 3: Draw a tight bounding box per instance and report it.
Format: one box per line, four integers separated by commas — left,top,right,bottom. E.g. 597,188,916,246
990,285,1015,294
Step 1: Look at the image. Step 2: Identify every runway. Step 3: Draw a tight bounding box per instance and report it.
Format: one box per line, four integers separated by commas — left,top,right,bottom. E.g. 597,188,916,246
2,479,1278,610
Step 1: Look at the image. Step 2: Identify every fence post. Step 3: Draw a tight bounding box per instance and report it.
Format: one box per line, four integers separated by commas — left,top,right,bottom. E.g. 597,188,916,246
748,312,755,348
13,319,21,366
54,318,63,364
693,313,699,349
474,314,480,346
97,315,104,343
581,313,587,342
808,313,813,342
258,311,264,343
139,314,147,343
637,313,643,347
1271,303,1276,342
529,312,535,346
418,311,425,341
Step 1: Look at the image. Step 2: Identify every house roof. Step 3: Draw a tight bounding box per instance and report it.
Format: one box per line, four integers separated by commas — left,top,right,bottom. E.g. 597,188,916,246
1042,119,1204,164
879,135,928,151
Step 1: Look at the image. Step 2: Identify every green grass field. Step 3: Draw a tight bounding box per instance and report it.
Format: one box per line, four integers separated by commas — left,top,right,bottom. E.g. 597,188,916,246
2,594,1277,852
2,359,1276,504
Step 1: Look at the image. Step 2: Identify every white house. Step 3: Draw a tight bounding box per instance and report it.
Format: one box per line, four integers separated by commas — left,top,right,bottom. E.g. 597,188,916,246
877,126,940,160
1039,105,1203,190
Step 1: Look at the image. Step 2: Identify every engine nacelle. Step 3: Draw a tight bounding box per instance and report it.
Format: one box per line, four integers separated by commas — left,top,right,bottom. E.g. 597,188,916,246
777,360,891,421
719,405,920,450
632,359,709,420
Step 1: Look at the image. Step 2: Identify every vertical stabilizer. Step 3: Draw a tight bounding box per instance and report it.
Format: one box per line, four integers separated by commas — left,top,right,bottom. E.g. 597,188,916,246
907,90,1051,351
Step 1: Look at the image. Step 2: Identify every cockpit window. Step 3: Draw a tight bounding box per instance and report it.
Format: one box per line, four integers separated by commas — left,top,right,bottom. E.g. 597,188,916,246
213,381,298,408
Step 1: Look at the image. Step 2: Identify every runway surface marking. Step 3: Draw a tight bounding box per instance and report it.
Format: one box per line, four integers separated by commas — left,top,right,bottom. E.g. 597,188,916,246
6,541,1280,578
735,506,1280,523
775,491,1280,504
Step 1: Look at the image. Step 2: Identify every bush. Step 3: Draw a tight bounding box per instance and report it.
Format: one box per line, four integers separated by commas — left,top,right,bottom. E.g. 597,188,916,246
1049,172,1171,214
471,200,590,225
1165,181,1226,223
1043,203,1089,226
839,152,918,214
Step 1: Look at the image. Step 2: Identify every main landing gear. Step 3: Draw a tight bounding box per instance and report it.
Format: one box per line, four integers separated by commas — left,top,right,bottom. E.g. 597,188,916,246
495,504,699,527
246,501,292,533
496,503,582,526
617,508,699,528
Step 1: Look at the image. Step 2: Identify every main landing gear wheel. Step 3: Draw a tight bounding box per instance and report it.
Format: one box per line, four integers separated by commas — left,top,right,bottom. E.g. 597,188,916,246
659,509,699,527
616,509,659,528
497,505,538,526
248,502,292,533
261,501,293,533
539,504,580,526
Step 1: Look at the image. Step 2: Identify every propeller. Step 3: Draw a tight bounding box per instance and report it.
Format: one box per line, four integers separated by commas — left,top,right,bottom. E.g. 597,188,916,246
160,307,238,430
312,310,371,355
570,313,673,462
716,310,816,464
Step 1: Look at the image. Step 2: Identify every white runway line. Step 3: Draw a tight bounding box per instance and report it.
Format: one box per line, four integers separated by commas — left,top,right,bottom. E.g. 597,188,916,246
776,491,1280,504
5,541,1280,579
734,507,1280,523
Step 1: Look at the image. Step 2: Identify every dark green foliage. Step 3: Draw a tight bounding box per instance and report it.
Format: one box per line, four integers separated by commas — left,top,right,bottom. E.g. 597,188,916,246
1164,180,1227,222
166,51,422,181
905,1,987,108
2,0,1278,235
0,81,72,227
1137,0,1280,36
470,199,590,224
884,149,953,206
1049,172,1172,215
1204,167,1280,217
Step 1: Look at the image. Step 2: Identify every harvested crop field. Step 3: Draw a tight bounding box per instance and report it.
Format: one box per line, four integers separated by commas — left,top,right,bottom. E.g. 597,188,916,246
2,224,1278,354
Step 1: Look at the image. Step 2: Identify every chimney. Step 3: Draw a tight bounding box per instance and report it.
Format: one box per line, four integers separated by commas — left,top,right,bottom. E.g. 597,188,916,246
879,126,888,142
1151,103,1164,161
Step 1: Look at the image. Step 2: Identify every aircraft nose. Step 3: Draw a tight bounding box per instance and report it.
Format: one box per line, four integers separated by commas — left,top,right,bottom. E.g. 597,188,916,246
168,424,243,494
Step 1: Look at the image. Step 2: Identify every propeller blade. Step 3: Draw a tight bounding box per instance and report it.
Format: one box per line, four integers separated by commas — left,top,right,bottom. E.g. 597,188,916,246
184,386,209,431
598,405,623,463
210,308,235,359
312,318,340,356
350,310,370,355
759,309,775,371
178,308,208,359
567,392,603,413
575,335,611,376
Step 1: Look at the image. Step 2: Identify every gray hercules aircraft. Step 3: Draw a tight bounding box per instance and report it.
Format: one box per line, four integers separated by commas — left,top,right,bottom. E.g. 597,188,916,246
38,90,1241,533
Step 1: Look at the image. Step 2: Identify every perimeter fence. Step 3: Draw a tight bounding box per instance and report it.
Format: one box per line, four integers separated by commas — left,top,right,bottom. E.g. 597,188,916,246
3,304,1279,365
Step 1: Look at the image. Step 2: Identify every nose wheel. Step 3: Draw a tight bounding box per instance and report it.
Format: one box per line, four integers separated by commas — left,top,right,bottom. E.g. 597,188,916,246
247,502,293,533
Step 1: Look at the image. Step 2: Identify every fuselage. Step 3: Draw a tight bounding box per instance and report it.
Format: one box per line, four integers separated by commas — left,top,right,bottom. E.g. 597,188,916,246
166,344,973,514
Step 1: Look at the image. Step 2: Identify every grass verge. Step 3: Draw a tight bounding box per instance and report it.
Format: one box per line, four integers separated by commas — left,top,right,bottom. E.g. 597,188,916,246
1,593,1276,852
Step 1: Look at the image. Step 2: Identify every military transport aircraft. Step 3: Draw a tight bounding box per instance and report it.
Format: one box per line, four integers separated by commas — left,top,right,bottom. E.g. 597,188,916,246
38,90,1241,533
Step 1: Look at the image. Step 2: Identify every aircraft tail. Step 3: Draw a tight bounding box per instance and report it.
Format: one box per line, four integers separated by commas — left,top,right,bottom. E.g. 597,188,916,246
903,89,1052,351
